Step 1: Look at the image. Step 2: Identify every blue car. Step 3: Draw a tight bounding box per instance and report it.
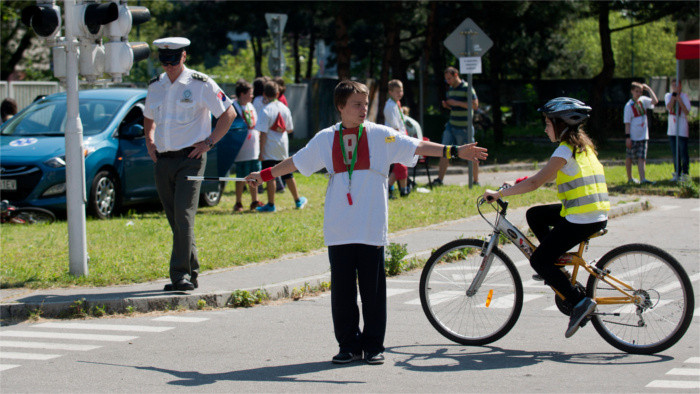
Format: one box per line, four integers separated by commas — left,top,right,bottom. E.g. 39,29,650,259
0,88,228,219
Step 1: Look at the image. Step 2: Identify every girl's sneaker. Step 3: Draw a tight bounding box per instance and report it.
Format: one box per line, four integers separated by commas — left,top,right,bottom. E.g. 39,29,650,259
295,196,308,209
256,203,276,213
250,201,264,211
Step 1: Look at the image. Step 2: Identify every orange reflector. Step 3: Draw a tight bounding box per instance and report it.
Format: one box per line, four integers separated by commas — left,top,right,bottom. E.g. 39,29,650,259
485,289,494,307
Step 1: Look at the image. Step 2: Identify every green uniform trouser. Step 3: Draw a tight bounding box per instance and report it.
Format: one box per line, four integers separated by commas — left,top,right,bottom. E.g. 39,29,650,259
154,153,206,283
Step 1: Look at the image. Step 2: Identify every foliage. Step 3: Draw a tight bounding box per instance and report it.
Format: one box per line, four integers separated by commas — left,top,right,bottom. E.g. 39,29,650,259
196,299,207,310
385,243,409,276
678,180,699,198
229,290,257,308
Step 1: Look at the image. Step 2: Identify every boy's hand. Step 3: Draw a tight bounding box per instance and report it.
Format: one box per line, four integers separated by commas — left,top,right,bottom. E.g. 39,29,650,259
441,100,451,109
625,138,632,149
483,189,500,202
245,172,262,187
457,143,488,162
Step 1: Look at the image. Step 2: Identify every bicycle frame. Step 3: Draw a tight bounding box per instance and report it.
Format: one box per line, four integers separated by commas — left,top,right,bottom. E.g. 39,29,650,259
471,198,641,307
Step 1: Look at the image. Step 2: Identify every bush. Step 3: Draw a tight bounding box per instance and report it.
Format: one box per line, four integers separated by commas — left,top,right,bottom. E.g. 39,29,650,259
385,243,408,276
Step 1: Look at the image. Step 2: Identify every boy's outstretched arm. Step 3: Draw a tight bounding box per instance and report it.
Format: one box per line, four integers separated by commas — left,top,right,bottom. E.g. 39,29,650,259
245,157,297,187
415,140,488,163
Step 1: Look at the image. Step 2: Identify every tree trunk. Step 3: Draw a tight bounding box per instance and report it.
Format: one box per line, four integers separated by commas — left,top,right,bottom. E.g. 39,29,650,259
589,1,615,142
2,30,33,80
376,14,399,125
420,3,437,122
306,29,315,80
293,30,300,83
334,14,351,81
489,50,504,146
251,36,263,78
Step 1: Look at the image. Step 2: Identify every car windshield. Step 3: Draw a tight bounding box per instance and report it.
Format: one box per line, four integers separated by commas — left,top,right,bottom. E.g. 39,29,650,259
1,98,122,136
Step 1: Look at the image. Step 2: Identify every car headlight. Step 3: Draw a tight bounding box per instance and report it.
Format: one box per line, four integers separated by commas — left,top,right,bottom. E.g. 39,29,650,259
42,183,67,197
44,156,66,168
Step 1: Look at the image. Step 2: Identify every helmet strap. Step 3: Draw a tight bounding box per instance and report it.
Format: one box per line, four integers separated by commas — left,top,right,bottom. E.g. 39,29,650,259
557,126,570,142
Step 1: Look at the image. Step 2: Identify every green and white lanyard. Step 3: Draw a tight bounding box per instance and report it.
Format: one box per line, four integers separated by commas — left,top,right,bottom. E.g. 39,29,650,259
338,123,364,205
390,98,406,128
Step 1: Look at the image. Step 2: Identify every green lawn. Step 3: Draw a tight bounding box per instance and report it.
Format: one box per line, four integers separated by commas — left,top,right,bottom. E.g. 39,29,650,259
1,174,555,289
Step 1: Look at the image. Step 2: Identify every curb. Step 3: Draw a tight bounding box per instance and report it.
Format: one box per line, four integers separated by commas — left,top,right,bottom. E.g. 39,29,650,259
0,199,651,322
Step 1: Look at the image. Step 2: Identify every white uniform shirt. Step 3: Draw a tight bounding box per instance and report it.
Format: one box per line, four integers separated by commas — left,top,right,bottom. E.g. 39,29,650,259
551,144,608,225
293,122,420,246
623,96,654,141
665,92,691,137
234,101,259,162
252,96,266,120
144,66,231,152
259,100,294,161
383,99,407,134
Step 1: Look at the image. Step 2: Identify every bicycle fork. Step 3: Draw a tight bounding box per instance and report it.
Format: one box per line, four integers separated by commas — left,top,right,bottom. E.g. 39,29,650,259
466,231,501,297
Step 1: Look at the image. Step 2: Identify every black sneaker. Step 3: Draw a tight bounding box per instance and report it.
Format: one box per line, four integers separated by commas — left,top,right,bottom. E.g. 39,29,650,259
431,178,444,187
365,352,385,365
565,297,596,338
332,351,362,364
532,274,544,281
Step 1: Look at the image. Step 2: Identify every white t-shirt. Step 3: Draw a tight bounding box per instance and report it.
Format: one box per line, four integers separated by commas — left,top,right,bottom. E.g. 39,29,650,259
293,122,420,246
234,101,259,162
552,144,608,224
665,92,691,137
258,100,294,161
383,99,407,134
623,96,654,141
252,96,266,120
144,67,231,152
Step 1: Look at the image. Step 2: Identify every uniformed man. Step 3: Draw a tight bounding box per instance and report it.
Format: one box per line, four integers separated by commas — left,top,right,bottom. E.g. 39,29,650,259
144,37,236,291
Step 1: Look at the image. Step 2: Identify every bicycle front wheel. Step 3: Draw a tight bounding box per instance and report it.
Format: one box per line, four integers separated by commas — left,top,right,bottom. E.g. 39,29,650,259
15,207,56,224
587,243,695,354
419,239,523,346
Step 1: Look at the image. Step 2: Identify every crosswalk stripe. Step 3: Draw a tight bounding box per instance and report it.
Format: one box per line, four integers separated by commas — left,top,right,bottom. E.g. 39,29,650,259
656,272,700,293
0,331,137,342
667,368,700,376
659,205,680,211
686,357,700,364
0,352,60,360
0,364,20,372
695,308,700,317
387,288,413,297
646,380,700,389
32,323,173,333
0,341,100,351
152,316,209,323
479,294,544,309
691,207,700,212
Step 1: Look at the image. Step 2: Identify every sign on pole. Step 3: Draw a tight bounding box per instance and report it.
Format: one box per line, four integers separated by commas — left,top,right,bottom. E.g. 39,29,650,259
265,13,287,76
444,18,492,189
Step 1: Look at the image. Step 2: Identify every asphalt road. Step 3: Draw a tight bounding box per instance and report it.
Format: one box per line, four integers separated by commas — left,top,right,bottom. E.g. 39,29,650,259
0,197,698,392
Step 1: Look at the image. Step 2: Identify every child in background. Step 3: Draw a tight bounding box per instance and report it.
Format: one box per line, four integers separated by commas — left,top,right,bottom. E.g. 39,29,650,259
232,80,262,212
383,79,413,197
623,82,659,184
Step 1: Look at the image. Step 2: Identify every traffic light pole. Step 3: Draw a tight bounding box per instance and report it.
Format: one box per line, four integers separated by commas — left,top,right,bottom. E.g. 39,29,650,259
465,30,474,189
64,0,89,277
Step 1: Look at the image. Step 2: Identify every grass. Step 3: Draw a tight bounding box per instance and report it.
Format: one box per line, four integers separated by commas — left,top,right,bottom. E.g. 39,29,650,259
1,174,555,289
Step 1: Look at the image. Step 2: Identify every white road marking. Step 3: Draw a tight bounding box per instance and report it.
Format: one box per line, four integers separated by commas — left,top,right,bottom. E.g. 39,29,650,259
0,341,100,351
406,291,462,306
656,272,700,293
686,357,700,364
0,331,137,342
658,205,680,211
0,364,20,372
32,322,173,333
646,380,700,389
152,316,209,323
387,288,413,297
695,308,700,317
0,352,60,361
666,368,700,376
479,293,544,309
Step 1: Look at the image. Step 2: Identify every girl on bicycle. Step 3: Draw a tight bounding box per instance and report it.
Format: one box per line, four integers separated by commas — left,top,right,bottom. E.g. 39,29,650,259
483,97,610,338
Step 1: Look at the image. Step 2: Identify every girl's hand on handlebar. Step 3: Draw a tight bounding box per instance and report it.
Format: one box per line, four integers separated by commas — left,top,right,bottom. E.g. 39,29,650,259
483,189,501,202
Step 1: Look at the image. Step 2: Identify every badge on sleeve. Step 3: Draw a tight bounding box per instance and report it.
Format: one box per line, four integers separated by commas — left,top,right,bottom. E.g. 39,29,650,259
217,90,227,102
385,136,396,143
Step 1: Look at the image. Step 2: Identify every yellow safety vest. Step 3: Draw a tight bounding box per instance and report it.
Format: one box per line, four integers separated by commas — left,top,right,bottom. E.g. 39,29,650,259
556,142,610,217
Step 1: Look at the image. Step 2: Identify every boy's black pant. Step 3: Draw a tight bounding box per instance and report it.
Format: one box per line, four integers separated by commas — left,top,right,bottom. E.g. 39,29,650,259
328,243,386,355
526,204,607,303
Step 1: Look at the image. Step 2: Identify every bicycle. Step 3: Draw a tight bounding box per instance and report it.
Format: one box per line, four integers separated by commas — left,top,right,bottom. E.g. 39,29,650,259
0,200,56,224
419,196,694,354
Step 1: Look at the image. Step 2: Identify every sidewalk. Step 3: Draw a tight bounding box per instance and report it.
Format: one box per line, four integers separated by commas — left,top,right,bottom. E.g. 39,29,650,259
0,169,653,322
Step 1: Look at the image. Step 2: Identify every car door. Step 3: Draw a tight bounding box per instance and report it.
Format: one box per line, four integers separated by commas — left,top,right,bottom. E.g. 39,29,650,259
116,101,156,201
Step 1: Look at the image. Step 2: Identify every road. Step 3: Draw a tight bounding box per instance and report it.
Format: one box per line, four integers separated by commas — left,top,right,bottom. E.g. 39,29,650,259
1,197,698,392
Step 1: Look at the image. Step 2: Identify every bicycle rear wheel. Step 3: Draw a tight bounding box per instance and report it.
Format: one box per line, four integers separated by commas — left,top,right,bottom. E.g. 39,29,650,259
419,239,523,346
586,243,694,354
15,207,56,224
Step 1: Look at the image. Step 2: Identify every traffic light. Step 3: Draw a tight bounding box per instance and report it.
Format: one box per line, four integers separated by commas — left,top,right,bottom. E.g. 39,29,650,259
21,2,62,40
77,2,118,39
104,2,151,82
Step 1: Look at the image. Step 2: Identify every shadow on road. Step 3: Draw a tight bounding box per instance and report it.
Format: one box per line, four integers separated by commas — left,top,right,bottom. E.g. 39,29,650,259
79,360,365,386
386,344,672,372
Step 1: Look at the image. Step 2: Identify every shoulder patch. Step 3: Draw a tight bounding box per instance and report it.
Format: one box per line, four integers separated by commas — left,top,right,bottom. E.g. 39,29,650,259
148,75,160,85
191,72,208,82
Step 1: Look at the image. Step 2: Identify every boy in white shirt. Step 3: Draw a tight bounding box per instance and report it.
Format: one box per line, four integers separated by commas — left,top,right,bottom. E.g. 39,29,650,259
665,78,691,182
257,81,307,212
232,80,262,212
245,80,487,365
383,79,412,197
623,82,658,184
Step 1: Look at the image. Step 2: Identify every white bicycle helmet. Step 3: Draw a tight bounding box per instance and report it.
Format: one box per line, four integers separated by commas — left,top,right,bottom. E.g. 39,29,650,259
538,97,592,126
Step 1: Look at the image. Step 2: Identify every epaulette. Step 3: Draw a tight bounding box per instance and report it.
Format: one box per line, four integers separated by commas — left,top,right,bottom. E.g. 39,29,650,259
148,75,160,85
191,72,208,82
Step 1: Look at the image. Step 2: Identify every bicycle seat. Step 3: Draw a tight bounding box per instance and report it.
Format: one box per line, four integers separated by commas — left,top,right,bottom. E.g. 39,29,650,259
587,228,608,240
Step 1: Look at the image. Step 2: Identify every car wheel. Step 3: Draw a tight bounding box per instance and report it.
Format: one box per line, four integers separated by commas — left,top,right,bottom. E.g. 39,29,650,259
89,170,120,219
199,181,224,207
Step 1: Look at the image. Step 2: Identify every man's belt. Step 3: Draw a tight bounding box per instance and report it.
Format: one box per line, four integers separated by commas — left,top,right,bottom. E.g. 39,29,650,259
156,147,195,158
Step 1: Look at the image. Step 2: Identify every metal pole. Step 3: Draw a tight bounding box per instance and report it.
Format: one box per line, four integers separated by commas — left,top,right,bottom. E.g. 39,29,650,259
64,0,89,276
466,31,474,188
675,62,681,181
419,55,425,132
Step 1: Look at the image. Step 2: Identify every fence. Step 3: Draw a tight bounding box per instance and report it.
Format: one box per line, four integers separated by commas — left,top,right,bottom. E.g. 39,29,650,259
0,81,64,111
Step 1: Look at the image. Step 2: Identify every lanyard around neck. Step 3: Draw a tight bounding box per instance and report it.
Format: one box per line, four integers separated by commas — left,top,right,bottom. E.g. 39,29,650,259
338,123,364,182
390,98,405,125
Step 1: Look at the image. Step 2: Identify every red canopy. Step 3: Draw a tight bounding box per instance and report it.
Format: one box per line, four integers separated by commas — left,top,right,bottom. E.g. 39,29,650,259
676,39,700,60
